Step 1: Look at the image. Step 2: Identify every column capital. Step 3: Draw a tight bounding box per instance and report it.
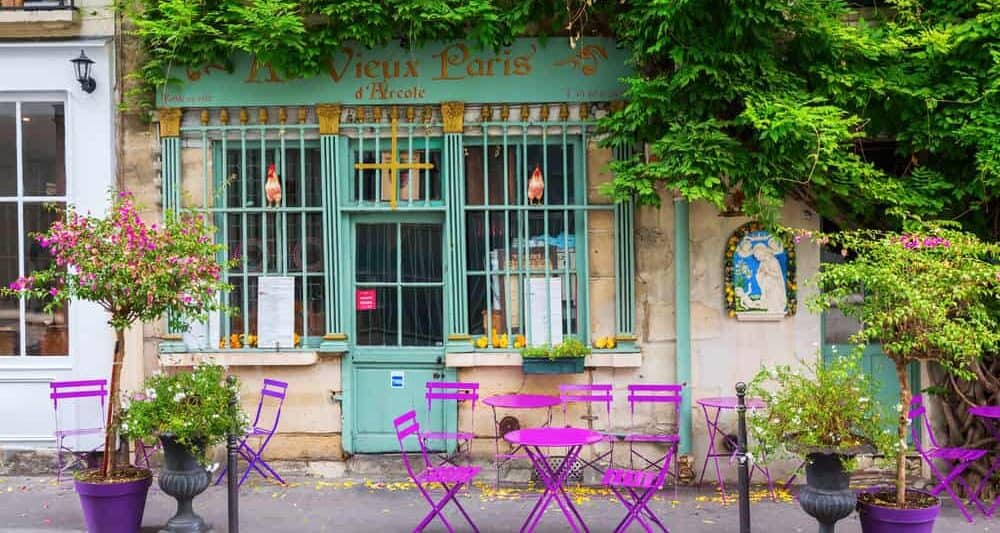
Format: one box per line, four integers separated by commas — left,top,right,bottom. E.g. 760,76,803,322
158,108,183,138
316,104,342,135
441,102,465,133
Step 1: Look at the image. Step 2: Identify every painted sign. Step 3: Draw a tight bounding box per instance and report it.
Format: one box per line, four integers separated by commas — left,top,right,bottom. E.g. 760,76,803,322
356,289,377,311
160,38,629,108
390,371,405,389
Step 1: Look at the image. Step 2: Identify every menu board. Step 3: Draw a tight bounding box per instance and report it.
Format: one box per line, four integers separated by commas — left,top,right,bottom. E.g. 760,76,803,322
257,276,295,350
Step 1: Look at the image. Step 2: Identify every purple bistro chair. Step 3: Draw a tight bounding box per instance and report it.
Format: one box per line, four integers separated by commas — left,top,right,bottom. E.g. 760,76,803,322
133,439,159,469
558,383,616,476
602,441,676,532
624,384,683,496
394,410,481,533
215,378,288,488
910,395,989,523
422,381,479,466
50,379,107,483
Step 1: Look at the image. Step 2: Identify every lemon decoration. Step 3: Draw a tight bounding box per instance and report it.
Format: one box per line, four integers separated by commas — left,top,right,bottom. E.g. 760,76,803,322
595,337,608,349
607,337,616,349
476,336,489,349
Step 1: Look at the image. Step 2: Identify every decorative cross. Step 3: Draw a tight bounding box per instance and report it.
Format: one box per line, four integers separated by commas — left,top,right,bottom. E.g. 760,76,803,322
354,116,434,209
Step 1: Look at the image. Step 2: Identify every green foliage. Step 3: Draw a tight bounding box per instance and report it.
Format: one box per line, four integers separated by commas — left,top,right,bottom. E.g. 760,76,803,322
520,336,591,359
748,352,892,465
599,0,1000,232
120,365,247,460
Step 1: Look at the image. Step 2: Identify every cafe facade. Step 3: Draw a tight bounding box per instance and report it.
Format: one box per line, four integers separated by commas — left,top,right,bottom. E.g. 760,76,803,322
135,37,839,474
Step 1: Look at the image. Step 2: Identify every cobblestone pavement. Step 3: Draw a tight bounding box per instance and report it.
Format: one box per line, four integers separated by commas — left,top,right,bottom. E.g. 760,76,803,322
0,475,993,532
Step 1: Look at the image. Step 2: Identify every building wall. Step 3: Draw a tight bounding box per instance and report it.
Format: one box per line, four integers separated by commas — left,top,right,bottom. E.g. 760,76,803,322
0,0,113,39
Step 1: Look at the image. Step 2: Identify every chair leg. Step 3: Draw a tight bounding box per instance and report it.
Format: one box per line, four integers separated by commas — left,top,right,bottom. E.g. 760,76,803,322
926,460,977,523
442,482,480,532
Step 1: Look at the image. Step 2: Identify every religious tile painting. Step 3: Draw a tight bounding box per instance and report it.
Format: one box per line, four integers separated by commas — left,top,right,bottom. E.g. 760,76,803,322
724,223,797,320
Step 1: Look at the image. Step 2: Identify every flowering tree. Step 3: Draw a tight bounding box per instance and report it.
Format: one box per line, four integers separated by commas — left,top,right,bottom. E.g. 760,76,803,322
808,222,1000,506
2,193,231,479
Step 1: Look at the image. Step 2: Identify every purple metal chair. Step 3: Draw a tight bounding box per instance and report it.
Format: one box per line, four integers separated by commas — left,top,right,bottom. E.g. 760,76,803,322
133,439,159,469
215,378,288,488
910,395,989,523
50,379,107,483
559,383,616,475
624,384,683,494
422,381,479,466
394,410,481,533
602,441,676,532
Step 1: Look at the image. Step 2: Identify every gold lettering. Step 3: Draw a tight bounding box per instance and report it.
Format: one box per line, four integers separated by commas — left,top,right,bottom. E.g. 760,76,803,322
365,60,381,78
513,56,532,76
433,43,469,80
246,58,283,83
327,47,356,83
503,49,513,76
404,60,419,77
467,58,490,77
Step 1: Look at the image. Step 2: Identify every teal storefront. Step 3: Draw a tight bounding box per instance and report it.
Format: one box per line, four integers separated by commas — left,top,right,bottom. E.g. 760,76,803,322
156,38,641,454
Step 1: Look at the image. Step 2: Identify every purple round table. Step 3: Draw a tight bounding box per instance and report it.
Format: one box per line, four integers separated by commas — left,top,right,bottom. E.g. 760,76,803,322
969,406,1000,516
696,396,773,503
505,428,604,533
484,394,562,486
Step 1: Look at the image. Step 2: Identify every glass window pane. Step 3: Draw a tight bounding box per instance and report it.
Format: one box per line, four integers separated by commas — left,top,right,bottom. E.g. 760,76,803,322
401,223,441,282
306,276,325,337
21,103,65,197
524,144,574,206
356,286,397,346
305,213,323,273
0,104,16,197
356,223,396,282
402,287,442,346
25,203,67,355
0,203,19,354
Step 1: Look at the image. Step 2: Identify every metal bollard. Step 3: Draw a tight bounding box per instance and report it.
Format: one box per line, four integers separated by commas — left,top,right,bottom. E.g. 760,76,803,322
227,375,239,533
736,382,751,533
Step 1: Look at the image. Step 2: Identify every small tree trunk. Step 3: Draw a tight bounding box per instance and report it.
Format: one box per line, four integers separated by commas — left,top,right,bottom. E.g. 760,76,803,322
100,329,126,478
895,362,911,506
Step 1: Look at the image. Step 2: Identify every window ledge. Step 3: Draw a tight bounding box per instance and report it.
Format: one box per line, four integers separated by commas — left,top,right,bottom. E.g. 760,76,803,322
446,350,641,368
159,351,321,367
0,8,78,28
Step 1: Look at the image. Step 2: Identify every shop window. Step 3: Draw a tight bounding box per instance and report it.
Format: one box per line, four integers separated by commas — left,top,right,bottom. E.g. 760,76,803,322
464,140,587,346
0,100,68,357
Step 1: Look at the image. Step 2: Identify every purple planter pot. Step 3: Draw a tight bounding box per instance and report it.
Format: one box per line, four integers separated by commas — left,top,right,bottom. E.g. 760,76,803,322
75,472,152,533
858,491,941,533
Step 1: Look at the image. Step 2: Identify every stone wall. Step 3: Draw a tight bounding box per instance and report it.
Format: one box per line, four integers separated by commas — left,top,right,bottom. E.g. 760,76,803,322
0,0,113,39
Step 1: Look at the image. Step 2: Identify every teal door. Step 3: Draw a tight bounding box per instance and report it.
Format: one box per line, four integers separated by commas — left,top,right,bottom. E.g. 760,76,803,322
348,214,454,452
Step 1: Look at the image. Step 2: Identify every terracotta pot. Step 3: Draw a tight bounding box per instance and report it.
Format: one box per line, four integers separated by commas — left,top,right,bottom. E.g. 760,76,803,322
1,0,25,8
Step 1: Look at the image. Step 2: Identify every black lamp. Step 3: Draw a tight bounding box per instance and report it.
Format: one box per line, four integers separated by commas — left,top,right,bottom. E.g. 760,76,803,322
70,50,96,93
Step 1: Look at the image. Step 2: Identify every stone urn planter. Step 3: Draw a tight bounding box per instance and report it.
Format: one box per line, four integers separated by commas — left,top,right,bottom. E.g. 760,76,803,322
158,435,212,533
794,442,874,533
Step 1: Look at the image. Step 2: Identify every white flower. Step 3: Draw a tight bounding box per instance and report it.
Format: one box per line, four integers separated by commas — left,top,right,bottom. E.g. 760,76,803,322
146,388,157,400
895,403,903,413
207,462,220,473
173,392,186,402
859,397,869,403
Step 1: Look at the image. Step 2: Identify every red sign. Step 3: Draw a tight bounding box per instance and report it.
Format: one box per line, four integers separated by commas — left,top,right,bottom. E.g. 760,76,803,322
356,289,377,311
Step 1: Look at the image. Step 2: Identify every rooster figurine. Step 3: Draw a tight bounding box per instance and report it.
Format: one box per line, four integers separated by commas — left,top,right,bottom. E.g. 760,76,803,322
527,164,544,204
265,163,282,207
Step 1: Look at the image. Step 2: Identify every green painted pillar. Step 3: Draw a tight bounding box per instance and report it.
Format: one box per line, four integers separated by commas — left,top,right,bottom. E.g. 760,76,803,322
612,145,636,347
159,109,186,352
317,105,349,353
674,196,692,454
442,103,470,351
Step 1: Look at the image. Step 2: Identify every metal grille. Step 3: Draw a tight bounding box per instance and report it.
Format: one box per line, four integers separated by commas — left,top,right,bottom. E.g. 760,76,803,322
532,455,584,484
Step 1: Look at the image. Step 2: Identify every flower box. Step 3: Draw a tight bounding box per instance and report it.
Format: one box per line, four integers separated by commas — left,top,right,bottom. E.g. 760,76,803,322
522,357,585,374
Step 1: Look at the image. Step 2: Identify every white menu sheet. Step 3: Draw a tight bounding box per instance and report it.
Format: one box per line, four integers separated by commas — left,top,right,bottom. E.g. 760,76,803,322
257,276,296,350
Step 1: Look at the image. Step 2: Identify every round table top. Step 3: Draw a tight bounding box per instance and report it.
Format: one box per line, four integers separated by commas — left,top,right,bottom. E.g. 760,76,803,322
483,393,561,409
504,427,604,447
969,406,1000,419
697,396,767,410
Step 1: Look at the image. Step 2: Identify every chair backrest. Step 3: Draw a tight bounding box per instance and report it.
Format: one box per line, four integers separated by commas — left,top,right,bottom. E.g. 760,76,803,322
425,381,479,414
909,395,934,450
559,384,613,428
627,384,683,427
250,378,288,434
50,379,107,434
394,409,432,479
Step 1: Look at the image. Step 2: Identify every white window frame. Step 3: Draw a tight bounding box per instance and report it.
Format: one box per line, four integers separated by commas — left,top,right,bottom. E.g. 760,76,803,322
0,93,72,369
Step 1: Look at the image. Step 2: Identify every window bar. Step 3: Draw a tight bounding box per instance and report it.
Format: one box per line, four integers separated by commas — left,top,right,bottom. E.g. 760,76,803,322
407,123,415,207
357,126,365,205
483,125,492,346
260,121,269,277
502,126,513,343
561,124,571,337
201,128,209,209
299,130,307,344
520,118,531,346
423,123,430,205
396,222,403,346
219,131,230,347
374,121,382,206
579,129,590,344
542,117,551,346
240,129,249,340
279,128,288,275
14,101,25,357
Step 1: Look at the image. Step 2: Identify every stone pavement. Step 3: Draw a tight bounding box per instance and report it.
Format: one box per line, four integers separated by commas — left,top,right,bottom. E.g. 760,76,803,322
0,474,993,532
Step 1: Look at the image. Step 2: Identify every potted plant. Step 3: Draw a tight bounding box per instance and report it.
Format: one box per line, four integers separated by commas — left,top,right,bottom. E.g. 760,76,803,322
120,364,246,533
749,353,890,533
2,192,231,533
520,336,591,374
808,222,1000,532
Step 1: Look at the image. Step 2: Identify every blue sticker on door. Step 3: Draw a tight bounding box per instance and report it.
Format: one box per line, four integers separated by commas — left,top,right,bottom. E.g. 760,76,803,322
390,371,404,389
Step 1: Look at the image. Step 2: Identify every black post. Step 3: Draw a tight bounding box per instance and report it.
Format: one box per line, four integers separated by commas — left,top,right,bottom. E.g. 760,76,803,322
736,382,751,533
226,375,239,533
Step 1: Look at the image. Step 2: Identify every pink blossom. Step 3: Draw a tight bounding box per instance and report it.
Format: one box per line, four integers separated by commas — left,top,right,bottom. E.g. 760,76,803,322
49,287,59,297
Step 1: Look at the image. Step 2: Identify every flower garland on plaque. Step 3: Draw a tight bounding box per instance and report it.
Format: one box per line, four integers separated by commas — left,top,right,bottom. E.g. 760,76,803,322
724,222,797,321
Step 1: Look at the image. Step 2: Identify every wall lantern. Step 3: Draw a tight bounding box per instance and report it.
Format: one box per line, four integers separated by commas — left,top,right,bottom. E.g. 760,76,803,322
70,50,96,93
